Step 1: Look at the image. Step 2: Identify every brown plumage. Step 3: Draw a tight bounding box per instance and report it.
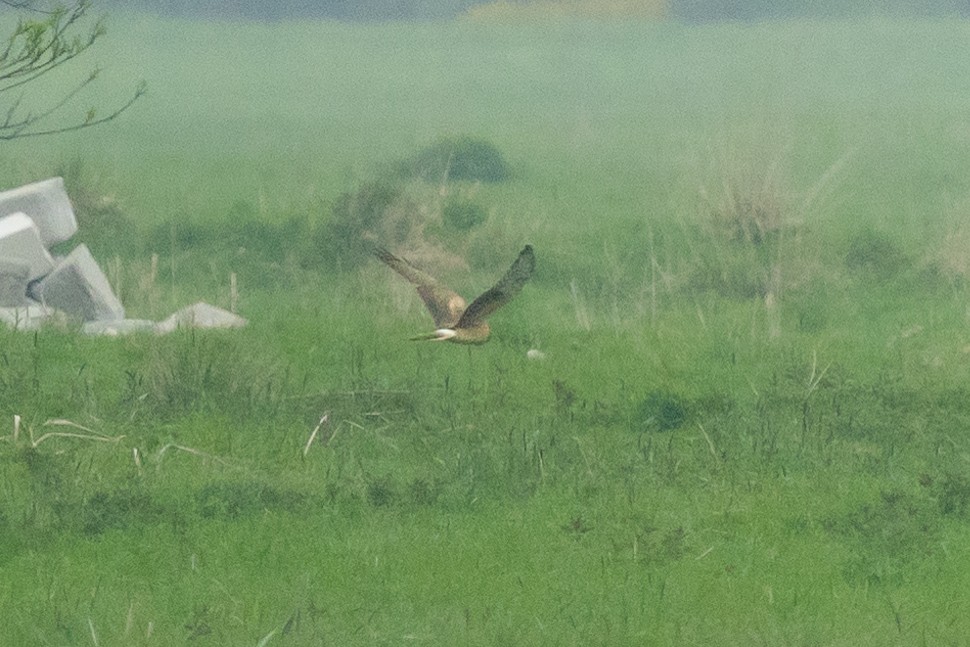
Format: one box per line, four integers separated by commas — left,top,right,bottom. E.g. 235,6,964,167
375,245,535,344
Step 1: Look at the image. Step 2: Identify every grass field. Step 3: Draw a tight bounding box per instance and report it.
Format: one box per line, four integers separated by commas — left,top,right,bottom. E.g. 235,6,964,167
2,12,970,645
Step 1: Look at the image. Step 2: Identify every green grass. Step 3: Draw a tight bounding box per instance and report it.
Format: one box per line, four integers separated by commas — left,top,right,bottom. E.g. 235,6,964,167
2,12,970,645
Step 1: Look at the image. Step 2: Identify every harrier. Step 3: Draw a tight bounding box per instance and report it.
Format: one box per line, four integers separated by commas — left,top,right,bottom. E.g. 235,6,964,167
375,245,535,344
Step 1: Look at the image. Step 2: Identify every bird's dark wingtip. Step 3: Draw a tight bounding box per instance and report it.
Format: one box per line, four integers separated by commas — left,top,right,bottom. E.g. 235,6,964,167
372,244,395,263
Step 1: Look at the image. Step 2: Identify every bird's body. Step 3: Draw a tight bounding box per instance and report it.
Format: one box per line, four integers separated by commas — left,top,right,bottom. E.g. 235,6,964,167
375,245,535,344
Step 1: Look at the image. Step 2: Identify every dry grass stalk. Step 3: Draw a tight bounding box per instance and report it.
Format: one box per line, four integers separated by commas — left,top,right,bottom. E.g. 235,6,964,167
156,443,228,467
137,252,161,318
88,618,100,647
230,272,239,313
648,228,658,328
303,412,331,455
765,263,782,340
256,629,277,647
805,349,831,397
698,423,720,461
109,255,123,304
797,148,855,219
569,279,591,331
9,418,125,448
124,602,135,638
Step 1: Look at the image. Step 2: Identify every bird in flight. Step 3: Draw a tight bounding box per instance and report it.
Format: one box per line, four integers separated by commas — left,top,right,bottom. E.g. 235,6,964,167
375,245,535,344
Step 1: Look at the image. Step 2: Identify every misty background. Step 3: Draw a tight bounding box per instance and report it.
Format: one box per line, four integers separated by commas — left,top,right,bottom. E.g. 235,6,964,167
98,0,970,22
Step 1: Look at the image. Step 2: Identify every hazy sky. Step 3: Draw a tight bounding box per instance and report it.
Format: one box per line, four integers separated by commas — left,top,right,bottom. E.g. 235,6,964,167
93,0,970,22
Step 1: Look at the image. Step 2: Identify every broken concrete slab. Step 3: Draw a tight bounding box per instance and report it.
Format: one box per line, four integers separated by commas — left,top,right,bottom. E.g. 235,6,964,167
28,244,125,322
0,177,78,247
0,212,57,281
0,304,68,331
0,259,30,306
82,319,157,336
155,302,247,334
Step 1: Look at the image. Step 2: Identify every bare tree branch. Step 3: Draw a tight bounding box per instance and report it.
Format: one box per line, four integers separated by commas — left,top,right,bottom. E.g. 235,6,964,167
0,0,144,140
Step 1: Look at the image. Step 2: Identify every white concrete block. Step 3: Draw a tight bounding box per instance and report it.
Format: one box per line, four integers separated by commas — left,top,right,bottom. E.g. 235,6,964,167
155,302,247,334
0,177,78,247
28,244,124,321
0,212,56,280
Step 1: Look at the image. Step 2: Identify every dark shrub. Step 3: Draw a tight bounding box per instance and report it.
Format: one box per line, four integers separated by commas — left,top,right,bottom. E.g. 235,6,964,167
633,390,688,433
844,228,909,280
397,136,511,184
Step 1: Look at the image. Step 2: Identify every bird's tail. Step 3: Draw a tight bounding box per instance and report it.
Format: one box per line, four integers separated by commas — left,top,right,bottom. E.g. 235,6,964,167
409,329,457,342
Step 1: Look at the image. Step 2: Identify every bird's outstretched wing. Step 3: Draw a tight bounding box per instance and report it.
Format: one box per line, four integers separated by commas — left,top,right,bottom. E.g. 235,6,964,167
374,247,467,328
457,245,535,328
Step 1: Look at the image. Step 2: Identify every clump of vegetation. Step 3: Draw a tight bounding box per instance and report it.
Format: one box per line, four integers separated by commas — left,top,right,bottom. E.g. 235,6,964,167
308,136,508,270
125,333,288,420
686,151,796,305
55,158,136,257
195,481,311,520
632,389,688,433
366,476,398,507
844,228,910,280
311,181,413,270
134,137,508,276
687,255,773,299
934,473,970,518
442,198,487,231
706,183,787,248
396,135,511,184
74,489,167,536
823,490,940,585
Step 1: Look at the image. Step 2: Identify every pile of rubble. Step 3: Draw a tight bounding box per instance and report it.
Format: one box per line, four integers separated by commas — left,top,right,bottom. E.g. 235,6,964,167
0,177,246,335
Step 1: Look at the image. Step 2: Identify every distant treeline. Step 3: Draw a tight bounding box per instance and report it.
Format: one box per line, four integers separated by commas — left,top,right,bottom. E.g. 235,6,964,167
99,0,970,21
675,0,970,22
100,0,482,20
